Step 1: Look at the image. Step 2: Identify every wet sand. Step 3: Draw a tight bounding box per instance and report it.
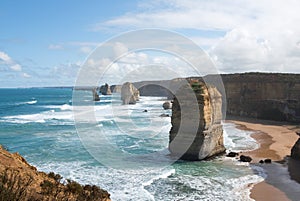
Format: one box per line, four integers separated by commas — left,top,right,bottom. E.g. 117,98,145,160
227,116,300,201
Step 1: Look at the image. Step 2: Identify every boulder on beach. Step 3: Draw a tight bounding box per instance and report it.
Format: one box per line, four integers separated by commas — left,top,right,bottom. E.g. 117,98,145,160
121,82,140,104
240,155,252,162
226,152,239,157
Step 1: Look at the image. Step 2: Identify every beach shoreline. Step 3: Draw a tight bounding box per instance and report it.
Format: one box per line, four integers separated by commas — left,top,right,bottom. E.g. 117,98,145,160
227,116,300,201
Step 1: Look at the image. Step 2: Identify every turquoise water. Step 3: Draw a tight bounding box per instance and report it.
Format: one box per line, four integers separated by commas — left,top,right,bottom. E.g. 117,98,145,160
0,88,264,201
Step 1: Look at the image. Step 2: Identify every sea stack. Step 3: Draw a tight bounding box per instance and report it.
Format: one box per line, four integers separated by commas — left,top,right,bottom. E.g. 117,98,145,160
93,88,100,101
100,83,112,95
169,80,225,160
121,82,140,104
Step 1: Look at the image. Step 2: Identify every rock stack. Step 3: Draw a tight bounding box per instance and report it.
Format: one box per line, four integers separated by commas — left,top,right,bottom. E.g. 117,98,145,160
100,83,112,95
169,80,225,160
121,82,140,104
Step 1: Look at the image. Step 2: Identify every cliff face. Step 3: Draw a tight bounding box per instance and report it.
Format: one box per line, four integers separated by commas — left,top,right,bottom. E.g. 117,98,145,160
222,73,300,122
0,146,110,201
169,80,225,160
132,73,300,123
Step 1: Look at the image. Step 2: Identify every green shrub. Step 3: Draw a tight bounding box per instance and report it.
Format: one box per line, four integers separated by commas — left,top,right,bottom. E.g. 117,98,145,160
0,169,33,201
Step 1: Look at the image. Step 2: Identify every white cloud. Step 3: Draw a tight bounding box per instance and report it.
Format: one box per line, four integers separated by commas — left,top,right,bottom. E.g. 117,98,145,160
80,46,93,54
48,44,64,50
0,51,12,62
113,42,129,57
10,64,22,71
93,0,300,73
0,51,22,72
22,72,31,78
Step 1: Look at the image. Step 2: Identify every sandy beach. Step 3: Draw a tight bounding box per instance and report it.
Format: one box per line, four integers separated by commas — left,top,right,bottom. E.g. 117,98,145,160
227,116,300,201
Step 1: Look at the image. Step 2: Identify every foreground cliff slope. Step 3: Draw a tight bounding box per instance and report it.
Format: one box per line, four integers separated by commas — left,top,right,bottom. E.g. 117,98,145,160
0,145,110,201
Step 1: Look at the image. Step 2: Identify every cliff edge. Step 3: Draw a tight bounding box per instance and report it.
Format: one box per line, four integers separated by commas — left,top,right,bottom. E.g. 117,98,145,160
0,145,110,201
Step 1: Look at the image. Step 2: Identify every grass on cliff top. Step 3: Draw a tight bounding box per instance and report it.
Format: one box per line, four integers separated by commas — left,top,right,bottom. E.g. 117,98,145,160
190,81,204,93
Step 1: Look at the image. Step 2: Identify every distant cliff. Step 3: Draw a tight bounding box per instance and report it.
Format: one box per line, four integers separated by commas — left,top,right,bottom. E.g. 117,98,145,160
132,73,300,123
222,73,300,122
169,79,225,160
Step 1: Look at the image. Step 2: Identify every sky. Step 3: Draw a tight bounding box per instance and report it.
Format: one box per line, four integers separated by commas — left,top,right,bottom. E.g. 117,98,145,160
1,0,300,87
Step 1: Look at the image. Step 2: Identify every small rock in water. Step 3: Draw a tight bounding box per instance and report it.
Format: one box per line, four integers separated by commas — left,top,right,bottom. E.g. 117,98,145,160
143,110,148,112
159,114,169,117
240,155,252,162
259,160,264,164
226,152,239,157
162,101,172,110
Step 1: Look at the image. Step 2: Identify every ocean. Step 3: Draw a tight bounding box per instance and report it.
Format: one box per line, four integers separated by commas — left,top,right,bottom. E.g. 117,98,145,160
0,88,265,201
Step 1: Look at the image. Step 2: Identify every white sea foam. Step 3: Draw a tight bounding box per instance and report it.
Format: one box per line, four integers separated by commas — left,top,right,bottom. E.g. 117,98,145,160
26,100,37,104
2,110,74,124
223,122,259,152
43,104,73,111
142,168,175,186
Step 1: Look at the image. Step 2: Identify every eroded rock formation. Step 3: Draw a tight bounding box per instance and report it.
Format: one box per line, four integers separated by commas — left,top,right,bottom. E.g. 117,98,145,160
92,88,100,101
99,83,112,95
169,80,225,160
121,82,140,104
0,145,110,201
162,101,172,110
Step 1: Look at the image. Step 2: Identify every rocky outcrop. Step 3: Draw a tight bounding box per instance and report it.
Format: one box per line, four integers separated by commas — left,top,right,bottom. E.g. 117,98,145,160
240,155,252,162
0,145,110,201
99,83,112,95
169,80,225,160
121,82,140,104
291,138,300,160
92,88,100,101
162,101,172,110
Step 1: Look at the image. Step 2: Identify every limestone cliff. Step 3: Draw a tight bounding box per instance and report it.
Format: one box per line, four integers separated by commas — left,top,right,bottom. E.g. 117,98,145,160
133,73,300,123
169,80,225,160
121,82,140,104
0,145,110,201
222,73,300,122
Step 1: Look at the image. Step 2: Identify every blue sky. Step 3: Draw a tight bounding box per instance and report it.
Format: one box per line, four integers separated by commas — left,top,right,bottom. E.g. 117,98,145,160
1,0,300,87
